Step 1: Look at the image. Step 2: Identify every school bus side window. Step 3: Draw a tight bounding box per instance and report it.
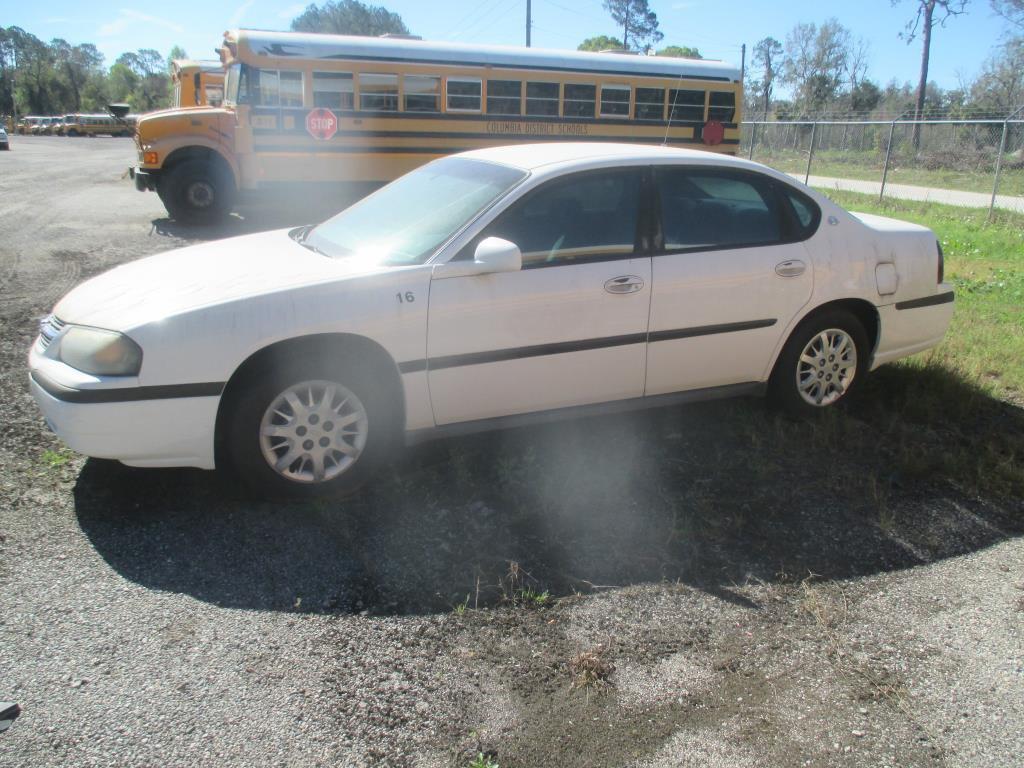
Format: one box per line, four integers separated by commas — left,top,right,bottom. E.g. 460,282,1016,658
280,71,303,107
600,85,630,118
404,75,440,112
668,89,705,122
360,73,398,111
708,91,736,123
487,80,521,115
564,84,596,118
313,71,354,109
256,70,280,106
635,87,665,120
447,78,481,112
525,82,559,116
245,69,303,107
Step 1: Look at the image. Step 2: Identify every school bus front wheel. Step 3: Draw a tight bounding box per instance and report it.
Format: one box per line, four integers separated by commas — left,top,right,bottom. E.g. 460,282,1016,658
158,159,236,224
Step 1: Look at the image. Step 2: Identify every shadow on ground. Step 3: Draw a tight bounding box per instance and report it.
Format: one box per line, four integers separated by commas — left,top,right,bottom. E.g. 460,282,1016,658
75,362,1024,616
148,184,380,241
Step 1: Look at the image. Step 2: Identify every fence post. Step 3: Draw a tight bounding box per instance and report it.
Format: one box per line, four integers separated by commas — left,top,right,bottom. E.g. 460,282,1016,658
804,121,818,185
879,118,898,203
989,106,1024,222
748,122,756,160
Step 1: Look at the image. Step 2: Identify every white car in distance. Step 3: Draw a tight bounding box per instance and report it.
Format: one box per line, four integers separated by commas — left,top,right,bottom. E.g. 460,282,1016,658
29,143,954,496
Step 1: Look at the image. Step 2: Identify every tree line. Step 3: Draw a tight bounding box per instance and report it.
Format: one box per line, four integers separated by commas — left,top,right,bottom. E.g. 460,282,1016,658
0,27,178,116
747,1,1022,122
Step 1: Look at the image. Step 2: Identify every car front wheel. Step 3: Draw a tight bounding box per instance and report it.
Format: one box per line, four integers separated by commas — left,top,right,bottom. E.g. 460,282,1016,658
769,309,869,416
223,359,394,498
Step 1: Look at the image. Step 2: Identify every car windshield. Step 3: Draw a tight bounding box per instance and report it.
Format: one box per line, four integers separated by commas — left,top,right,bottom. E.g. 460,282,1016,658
306,156,527,265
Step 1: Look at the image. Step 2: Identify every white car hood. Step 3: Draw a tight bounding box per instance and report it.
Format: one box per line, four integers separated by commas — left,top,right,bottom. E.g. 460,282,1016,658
54,228,384,330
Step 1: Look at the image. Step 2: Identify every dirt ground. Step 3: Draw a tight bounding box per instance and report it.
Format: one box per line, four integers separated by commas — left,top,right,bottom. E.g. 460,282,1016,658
0,136,1021,767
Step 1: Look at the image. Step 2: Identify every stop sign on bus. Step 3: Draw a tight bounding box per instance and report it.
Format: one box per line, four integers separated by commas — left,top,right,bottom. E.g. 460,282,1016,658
306,108,338,140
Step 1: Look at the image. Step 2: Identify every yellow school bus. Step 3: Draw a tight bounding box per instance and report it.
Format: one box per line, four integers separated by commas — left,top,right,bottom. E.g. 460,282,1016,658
130,29,742,223
171,59,225,108
63,113,132,137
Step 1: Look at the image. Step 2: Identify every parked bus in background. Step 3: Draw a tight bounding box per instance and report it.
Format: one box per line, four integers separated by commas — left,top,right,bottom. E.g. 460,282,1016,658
63,113,132,137
171,59,225,108
17,116,43,134
129,29,741,223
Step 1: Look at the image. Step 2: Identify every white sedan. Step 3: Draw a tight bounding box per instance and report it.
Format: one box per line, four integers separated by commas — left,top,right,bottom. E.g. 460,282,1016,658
29,143,954,496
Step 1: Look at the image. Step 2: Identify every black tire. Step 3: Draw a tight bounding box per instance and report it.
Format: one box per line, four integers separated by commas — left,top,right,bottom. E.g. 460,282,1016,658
222,355,398,499
159,158,235,224
768,308,869,417
67,129,78,137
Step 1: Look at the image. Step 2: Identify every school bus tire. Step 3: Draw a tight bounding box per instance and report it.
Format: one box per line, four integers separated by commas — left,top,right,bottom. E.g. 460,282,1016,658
161,158,235,225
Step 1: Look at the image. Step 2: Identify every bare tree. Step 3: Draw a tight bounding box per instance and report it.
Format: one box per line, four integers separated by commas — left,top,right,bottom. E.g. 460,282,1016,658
893,0,969,147
752,37,782,120
991,0,1024,28
847,37,871,90
781,19,852,114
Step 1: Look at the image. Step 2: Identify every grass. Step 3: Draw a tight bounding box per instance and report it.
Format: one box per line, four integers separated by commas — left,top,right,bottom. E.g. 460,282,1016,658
820,190,1024,399
40,448,73,469
467,754,500,768
755,148,1024,198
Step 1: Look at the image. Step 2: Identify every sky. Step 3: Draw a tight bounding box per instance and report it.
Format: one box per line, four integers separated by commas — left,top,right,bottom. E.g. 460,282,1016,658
3,0,1016,92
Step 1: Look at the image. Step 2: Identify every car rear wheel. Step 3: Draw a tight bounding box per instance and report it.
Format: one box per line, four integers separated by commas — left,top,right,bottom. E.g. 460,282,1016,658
769,309,869,416
223,358,395,498
159,158,234,224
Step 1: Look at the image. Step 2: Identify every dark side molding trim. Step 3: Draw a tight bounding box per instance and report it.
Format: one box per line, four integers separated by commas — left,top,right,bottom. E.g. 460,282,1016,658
894,291,954,311
398,319,776,374
31,371,224,404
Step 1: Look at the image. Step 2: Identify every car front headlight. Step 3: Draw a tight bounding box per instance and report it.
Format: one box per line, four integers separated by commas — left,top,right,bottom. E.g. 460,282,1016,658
56,326,143,376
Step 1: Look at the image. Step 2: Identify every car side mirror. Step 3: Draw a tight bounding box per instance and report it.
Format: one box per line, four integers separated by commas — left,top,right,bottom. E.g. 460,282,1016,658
433,237,523,279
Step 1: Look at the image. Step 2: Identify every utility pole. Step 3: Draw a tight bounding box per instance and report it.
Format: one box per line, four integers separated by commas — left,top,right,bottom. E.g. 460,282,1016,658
740,43,746,84
526,0,532,47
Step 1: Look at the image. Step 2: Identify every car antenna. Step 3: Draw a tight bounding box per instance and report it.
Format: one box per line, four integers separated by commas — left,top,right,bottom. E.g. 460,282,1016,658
662,69,687,146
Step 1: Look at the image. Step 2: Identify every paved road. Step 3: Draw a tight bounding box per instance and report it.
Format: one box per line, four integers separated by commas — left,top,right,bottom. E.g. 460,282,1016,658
792,173,1024,213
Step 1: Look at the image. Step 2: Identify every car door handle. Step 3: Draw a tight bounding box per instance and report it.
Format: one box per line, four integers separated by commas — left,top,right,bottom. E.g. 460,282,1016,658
775,260,806,277
604,275,645,294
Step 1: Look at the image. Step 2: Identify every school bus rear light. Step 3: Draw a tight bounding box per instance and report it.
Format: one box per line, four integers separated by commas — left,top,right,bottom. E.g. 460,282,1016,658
143,151,158,165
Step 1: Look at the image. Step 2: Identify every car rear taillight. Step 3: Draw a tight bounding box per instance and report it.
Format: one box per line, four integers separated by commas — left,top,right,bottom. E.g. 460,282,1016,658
936,240,944,284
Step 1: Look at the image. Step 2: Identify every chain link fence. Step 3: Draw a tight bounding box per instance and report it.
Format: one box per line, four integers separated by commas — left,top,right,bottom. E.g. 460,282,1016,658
740,113,1024,218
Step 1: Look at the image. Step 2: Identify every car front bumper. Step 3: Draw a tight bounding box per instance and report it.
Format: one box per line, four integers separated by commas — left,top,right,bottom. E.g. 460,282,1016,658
29,346,220,470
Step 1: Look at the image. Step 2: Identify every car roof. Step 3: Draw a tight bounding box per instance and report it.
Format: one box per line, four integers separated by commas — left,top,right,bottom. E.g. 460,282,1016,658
458,142,760,172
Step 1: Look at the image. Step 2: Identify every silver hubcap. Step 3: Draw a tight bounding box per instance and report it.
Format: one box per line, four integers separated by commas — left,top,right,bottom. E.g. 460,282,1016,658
796,329,857,407
259,380,368,484
185,180,214,209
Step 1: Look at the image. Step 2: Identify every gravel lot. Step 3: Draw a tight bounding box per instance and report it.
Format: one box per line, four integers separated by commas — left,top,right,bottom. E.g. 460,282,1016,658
1,136,1022,767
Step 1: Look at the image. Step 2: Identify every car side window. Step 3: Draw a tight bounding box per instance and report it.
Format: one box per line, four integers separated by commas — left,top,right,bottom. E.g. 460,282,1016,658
780,186,821,240
655,169,785,252
481,170,642,267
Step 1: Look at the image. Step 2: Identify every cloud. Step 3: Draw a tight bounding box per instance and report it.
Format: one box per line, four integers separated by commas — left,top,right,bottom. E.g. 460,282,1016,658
278,3,307,20
229,0,257,27
98,9,185,37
